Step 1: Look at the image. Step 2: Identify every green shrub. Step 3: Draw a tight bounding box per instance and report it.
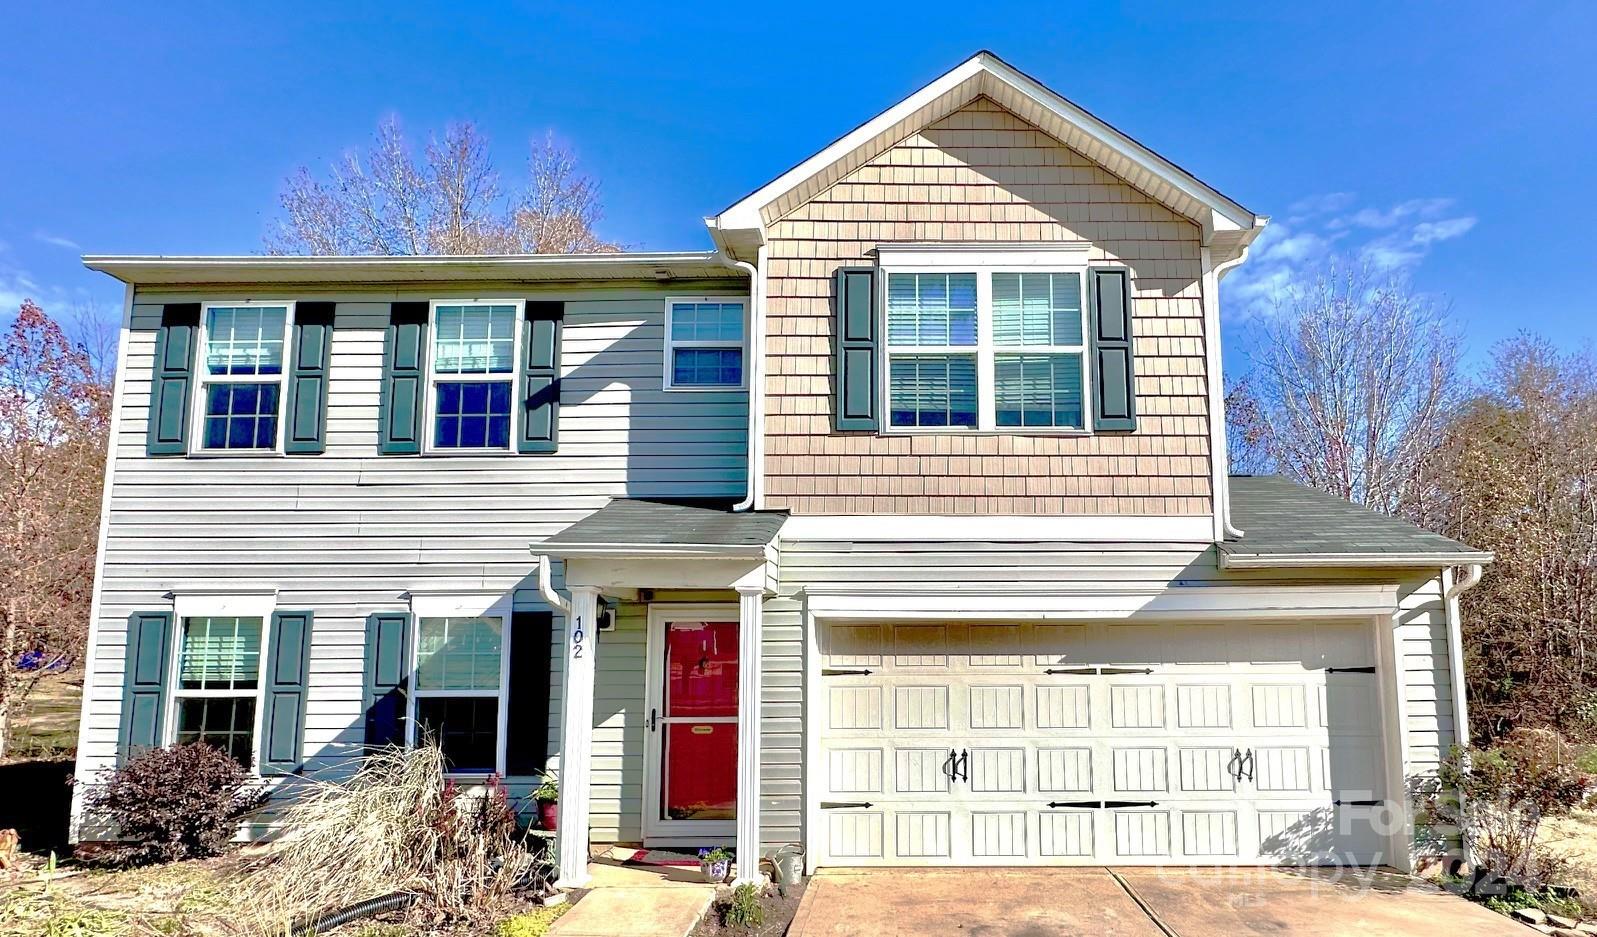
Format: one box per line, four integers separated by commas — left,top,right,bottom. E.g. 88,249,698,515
720,883,764,931
1419,728,1596,888
86,743,266,866
1481,885,1585,921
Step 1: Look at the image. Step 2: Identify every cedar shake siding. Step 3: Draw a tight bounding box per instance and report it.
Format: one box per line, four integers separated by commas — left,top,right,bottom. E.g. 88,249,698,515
763,97,1210,515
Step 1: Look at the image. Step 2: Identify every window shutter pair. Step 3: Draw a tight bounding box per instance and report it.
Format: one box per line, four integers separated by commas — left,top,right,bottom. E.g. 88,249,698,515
376,301,563,454
144,302,333,455
828,266,1137,433
360,609,553,775
117,610,313,776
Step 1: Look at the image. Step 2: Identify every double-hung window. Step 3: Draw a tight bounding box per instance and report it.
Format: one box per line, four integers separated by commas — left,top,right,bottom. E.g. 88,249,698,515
411,614,508,774
880,254,1091,432
196,303,292,451
428,303,519,451
664,298,746,390
171,616,265,766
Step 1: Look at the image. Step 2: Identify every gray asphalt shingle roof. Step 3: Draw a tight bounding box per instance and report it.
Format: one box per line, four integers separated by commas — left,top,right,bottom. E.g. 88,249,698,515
1223,475,1491,567
538,499,788,555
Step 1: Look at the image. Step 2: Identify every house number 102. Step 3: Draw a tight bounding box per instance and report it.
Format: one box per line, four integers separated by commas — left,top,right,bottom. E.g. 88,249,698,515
571,617,586,659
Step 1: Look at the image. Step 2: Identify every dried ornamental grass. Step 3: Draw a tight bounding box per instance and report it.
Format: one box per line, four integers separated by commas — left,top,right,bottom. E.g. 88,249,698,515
229,744,544,935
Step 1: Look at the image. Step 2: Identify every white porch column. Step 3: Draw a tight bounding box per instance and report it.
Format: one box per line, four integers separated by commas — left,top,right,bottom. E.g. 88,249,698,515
734,584,764,884
555,585,601,887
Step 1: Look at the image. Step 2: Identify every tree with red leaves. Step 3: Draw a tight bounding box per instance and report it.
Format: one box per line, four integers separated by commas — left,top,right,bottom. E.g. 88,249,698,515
0,300,111,758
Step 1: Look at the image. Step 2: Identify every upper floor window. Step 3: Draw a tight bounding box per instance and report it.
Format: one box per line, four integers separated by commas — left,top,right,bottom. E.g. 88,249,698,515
882,265,1088,432
664,299,746,390
428,303,518,451
197,303,291,451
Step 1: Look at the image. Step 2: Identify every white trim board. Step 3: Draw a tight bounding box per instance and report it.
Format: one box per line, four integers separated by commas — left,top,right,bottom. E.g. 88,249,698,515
800,583,1401,621
778,514,1214,543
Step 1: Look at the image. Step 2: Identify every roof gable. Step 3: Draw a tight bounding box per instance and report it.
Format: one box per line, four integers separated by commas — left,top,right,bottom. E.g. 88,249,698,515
710,51,1264,261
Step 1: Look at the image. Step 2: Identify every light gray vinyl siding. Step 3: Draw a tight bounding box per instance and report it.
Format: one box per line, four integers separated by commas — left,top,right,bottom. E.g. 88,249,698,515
76,282,747,836
770,539,1457,860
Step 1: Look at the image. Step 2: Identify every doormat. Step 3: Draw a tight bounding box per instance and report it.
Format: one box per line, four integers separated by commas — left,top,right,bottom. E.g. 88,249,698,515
622,848,704,867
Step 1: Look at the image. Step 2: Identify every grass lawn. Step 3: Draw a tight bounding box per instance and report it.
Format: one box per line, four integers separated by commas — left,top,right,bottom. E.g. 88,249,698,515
5,669,83,763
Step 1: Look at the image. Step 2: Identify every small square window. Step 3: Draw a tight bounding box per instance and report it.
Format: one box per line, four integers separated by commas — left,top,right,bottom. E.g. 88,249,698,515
665,300,745,389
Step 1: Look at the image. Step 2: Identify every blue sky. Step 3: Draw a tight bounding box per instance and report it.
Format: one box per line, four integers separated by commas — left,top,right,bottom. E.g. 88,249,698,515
3,1,1594,366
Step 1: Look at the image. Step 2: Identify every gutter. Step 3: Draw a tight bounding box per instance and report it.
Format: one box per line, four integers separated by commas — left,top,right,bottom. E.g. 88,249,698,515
533,553,571,616
1218,550,1496,570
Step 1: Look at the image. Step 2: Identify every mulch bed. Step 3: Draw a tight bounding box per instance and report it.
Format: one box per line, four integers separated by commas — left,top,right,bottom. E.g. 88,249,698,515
690,879,806,937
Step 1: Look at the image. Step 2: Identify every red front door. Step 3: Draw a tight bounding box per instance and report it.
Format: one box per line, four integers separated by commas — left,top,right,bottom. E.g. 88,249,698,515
659,619,739,823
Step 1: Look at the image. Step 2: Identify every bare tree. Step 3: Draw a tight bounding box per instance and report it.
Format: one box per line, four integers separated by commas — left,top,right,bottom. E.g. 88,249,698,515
1227,259,1459,518
0,301,110,758
268,119,619,256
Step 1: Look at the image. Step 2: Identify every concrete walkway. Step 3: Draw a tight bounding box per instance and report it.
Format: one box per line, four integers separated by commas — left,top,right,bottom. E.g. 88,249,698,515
789,867,1525,937
547,861,715,937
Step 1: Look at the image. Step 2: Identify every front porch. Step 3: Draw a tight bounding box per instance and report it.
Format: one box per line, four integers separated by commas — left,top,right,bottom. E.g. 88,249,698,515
533,499,787,887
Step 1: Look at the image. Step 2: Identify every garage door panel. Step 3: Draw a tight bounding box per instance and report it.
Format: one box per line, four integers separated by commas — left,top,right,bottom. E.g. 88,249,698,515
1036,684,1091,729
816,620,1390,867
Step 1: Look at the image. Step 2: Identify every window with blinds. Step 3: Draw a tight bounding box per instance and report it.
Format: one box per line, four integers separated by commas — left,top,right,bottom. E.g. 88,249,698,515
175,616,265,765
430,304,519,451
879,267,1090,432
414,616,506,773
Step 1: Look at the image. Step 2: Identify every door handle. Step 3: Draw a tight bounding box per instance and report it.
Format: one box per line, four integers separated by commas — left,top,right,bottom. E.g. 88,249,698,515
1241,748,1256,782
648,708,658,732
941,748,958,784
1227,748,1243,782
957,749,970,783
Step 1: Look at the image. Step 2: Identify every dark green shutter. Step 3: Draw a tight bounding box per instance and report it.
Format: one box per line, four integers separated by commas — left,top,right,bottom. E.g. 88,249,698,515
260,610,314,774
518,302,563,454
1088,267,1137,432
117,612,173,762
146,304,200,455
363,611,411,750
834,267,879,431
505,611,554,775
378,303,428,454
283,303,334,455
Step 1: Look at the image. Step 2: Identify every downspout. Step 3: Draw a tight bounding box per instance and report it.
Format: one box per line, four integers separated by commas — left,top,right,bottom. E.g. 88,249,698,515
1443,563,1483,747
1204,241,1256,540
721,246,765,512
1442,562,1484,865
534,553,571,616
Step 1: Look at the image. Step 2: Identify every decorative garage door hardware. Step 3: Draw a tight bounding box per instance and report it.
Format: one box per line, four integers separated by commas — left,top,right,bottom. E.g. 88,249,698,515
941,748,970,783
821,801,874,809
1042,666,1155,675
1227,748,1256,782
1334,799,1383,807
821,667,874,676
1046,800,1160,809
1324,665,1377,674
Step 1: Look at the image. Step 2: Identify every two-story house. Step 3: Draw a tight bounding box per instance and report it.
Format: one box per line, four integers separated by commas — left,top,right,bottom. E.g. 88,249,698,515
72,51,1490,885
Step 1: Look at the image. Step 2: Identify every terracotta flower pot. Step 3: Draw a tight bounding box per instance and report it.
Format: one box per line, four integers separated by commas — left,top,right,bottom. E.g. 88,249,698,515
538,799,558,831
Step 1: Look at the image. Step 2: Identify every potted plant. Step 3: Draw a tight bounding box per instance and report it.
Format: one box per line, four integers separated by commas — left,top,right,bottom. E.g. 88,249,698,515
698,845,733,883
533,773,559,831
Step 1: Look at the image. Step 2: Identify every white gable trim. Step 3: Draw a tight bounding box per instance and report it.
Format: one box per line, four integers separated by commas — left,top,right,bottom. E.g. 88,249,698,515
714,51,1262,244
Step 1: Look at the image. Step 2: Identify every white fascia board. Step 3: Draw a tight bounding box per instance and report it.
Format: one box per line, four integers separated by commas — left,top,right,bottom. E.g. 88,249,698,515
82,252,736,286
779,514,1214,543
803,583,1400,621
715,55,988,231
1218,551,1496,570
533,542,772,559
171,589,278,619
714,51,1260,235
874,242,1090,267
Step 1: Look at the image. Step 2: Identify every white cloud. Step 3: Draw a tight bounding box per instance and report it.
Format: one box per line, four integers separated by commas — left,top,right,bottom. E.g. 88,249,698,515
1226,193,1477,320
32,231,80,251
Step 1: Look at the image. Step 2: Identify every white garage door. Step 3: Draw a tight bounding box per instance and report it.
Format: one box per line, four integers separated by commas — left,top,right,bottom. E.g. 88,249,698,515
815,620,1391,866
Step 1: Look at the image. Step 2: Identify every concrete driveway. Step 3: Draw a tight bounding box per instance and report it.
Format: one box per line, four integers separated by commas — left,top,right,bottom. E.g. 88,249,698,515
788,868,1525,937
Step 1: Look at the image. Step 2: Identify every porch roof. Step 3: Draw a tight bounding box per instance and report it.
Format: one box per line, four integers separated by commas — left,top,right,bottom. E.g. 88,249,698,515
535,498,788,558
